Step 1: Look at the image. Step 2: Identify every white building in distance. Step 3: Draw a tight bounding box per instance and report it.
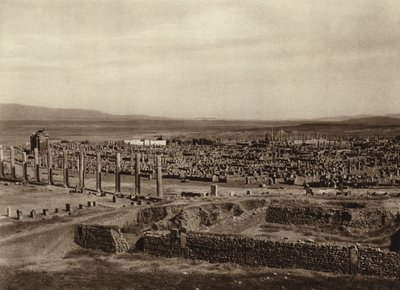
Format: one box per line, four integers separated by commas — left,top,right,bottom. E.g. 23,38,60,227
124,139,167,146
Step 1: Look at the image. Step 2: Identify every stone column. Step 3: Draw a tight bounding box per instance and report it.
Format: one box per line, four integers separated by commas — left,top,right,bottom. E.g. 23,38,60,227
79,151,85,192
115,152,121,193
211,184,218,197
47,148,53,185
10,146,16,179
96,152,102,192
135,153,141,195
0,145,4,177
22,152,28,182
156,155,162,197
34,147,40,182
63,149,69,187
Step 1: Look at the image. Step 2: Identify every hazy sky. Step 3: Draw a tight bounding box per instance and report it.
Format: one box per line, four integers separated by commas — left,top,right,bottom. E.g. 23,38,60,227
1,0,400,120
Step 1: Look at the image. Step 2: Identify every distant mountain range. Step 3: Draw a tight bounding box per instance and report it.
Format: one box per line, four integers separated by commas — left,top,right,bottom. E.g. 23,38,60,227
0,103,168,121
0,103,400,126
338,116,400,126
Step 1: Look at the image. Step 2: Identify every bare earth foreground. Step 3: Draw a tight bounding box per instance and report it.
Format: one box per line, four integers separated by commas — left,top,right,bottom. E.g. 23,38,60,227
1,177,400,290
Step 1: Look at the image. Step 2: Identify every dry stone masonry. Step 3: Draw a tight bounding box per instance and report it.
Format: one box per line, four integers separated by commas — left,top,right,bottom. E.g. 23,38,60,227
74,224,129,253
142,230,400,279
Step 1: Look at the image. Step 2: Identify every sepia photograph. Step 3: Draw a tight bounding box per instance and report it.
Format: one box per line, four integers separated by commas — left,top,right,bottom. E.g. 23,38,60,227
1,0,400,289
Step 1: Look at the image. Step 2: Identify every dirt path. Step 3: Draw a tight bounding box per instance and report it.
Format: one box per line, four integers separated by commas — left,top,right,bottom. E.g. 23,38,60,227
0,207,136,266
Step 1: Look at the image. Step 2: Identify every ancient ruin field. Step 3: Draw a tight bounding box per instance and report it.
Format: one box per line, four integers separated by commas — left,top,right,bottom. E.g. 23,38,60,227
1,175,400,289
1,118,400,289
2,0,400,288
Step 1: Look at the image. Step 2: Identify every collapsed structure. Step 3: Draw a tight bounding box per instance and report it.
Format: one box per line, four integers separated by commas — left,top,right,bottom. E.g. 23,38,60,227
30,129,49,154
69,194,400,279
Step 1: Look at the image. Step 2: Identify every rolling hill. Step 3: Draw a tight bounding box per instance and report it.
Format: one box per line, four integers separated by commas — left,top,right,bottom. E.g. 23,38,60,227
0,103,113,120
1,103,399,123
0,103,170,121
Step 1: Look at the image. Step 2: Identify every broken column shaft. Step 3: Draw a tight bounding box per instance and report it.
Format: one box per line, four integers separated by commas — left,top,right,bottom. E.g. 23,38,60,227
115,152,121,193
96,152,102,192
22,152,28,182
78,151,85,192
135,153,141,195
34,147,40,182
47,148,53,185
63,149,69,187
10,146,16,179
156,155,162,197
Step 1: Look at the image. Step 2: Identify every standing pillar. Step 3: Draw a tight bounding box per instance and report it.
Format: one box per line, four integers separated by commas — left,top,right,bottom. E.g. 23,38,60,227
22,152,28,182
79,151,85,192
34,148,40,182
63,149,69,187
135,153,141,195
96,152,102,192
10,146,16,179
47,148,53,185
0,145,4,177
115,152,121,193
211,184,218,197
156,155,162,197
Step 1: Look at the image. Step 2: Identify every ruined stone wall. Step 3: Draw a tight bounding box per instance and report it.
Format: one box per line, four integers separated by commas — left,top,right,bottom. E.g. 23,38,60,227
142,231,351,274
142,231,400,278
358,247,400,278
141,199,268,232
142,231,182,258
74,224,129,253
137,204,186,224
225,176,246,183
208,207,267,234
265,205,341,225
169,202,246,230
347,209,395,229
265,205,396,229
186,233,350,274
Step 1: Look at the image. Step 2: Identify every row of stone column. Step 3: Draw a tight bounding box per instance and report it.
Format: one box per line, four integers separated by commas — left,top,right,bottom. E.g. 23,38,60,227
0,145,162,197
0,145,41,183
111,152,162,197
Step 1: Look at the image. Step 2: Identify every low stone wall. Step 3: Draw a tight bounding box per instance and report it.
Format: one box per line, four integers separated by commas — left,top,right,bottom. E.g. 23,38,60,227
348,209,395,229
143,231,183,257
143,231,350,274
358,247,400,278
265,205,396,229
225,176,246,183
266,205,342,225
142,230,400,278
186,233,350,274
74,224,129,253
